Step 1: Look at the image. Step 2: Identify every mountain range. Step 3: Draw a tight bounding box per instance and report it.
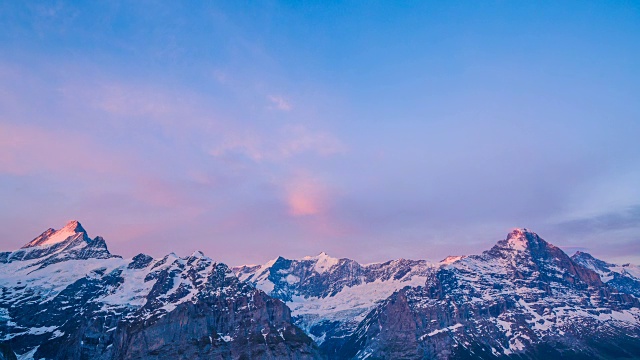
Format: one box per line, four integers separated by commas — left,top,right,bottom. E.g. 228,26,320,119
1,221,639,359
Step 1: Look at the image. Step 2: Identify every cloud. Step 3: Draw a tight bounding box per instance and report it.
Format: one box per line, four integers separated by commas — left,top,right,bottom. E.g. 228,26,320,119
209,124,345,162
209,133,268,162
553,205,640,234
279,125,346,157
58,80,215,133
0,122,126,176
536,205,640,264
285,173,329,217
267,95,292,111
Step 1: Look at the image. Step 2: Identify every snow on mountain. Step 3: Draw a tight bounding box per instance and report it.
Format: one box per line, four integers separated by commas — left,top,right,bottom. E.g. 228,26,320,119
0,221,320,360
623,263,640,279
339,229,640,359
233,252,437,353
440,255,465,265
572,250,640,297
303,252,340,274
1,220,117,268
21,220,87,248
232,229,640,357
2,223,640,359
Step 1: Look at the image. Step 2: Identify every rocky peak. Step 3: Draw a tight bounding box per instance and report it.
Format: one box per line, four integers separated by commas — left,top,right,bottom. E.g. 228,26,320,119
128,253,154,269
485,228,559,260
440,255,465,265
22,220,89,248
302,251,340,274
62,220,86,233
5,220,117,264
475,229,605,289
571,251,616,273
572,250,605,263
503,228,546,250
190,250,205,258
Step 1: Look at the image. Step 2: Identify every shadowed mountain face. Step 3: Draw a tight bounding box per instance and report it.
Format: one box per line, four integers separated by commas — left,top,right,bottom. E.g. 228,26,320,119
572,250,640,297
2,224,640,360
0,221,321,360
233,253,435,355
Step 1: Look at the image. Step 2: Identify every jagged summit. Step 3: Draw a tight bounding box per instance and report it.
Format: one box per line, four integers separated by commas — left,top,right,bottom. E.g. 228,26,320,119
22,220,89,249
440,255,465,265
572,250,613,264
64,220,86,233
1,220,117,264
302,251,332,259
1,225,318,360
571,250,617,273
190,250,206,258
302,251,340,274
572,250,598,262
3,222,640,359
496,227,551,252
507,227,534,237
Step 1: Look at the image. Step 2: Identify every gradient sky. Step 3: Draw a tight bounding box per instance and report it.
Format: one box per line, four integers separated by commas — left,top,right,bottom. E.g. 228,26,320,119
1,1,639,265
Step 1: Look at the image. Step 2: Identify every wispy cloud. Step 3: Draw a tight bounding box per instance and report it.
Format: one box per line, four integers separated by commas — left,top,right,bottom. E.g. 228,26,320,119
554,205,640,234
0,122,126,176
279,125,346,157
267,95,292,111
209,124,345,162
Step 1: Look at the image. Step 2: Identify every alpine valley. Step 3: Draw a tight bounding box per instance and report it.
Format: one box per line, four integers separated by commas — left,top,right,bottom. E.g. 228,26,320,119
1,221,640,360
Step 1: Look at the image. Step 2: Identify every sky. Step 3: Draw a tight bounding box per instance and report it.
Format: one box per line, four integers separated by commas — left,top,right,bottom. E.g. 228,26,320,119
1,1,639,266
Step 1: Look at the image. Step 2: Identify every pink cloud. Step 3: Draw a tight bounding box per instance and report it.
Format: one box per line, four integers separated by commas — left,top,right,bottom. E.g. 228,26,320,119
0,123,126,176
0,123,205,214
57,79,226,138
267,95,292,111
285,173,329,217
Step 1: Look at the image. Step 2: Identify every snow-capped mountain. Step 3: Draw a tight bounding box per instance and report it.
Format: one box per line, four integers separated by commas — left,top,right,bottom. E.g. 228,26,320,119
339,229,640,359
2,223,640,359
0,221,320,360
572,251,640,297
236,229,640,359
233,252,435,355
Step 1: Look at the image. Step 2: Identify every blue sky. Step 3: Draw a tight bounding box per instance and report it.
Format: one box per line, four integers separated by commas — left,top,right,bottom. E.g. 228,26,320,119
1,1,639,265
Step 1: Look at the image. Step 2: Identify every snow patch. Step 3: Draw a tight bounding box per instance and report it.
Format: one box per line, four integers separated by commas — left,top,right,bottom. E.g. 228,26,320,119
17,346,39,360
303,252,339,274
420,323,463,340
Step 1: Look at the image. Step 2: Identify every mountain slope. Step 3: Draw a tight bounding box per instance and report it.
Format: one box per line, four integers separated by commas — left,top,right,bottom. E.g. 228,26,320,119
0,221,321,360
337,229,640,359
572,251,640,297
233,252,438,355
2,223,639,359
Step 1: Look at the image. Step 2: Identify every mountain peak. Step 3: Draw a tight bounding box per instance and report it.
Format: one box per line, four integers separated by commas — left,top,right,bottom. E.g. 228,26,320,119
302,252,339,274
302,251,332,260
21,220,89,249
62,220,86,233
440,255,465,265
506,227,536,239
573,251,594,259
571,250,615,272
503,228,543,251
